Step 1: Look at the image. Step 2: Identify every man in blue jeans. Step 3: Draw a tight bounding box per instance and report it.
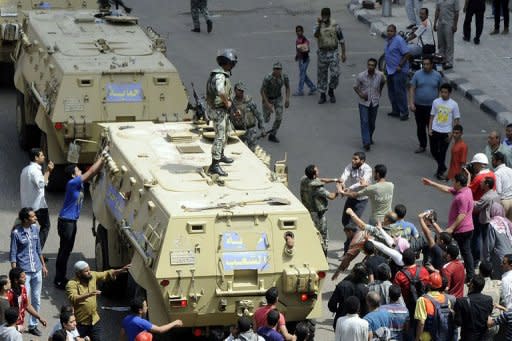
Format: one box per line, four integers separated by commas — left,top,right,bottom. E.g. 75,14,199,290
384,25,411,121
9,207,48,336
54,156,104,289
354,58,386,151
293,25,317,96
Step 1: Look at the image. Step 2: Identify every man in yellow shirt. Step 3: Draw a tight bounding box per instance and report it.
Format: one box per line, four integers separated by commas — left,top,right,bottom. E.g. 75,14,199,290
66,260,130,341
414,272,455,341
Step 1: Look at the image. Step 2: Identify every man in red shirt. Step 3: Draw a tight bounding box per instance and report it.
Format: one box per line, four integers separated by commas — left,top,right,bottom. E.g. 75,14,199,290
253,287,296,341
442,244,465,297
393,249,430,314
469,153,496,201
447,125,467,180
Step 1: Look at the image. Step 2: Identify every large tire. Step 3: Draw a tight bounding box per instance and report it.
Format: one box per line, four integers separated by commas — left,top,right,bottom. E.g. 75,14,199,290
16,91,40,150
95,224,110,271
0,62,14,87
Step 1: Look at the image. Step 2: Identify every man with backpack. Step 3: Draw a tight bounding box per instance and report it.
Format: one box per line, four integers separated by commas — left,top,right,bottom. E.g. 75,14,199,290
393,248,430,315
414,272,455,341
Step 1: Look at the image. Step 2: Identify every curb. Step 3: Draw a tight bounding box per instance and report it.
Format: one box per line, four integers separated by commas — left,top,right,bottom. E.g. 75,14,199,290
347,3,512,126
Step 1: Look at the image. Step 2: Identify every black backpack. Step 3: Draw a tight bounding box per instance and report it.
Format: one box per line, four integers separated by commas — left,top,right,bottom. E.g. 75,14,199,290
400,266,426,304
423,294,454,341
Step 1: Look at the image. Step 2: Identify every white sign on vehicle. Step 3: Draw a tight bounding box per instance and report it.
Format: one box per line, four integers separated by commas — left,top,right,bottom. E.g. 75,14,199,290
170,250,195,265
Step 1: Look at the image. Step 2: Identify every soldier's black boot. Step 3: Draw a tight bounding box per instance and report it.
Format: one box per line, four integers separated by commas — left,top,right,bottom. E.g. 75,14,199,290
207,20,213,33
220,152,233,163
318,92,326,104
208,159,227,176
191,28,200,33
328,88,336,103
268,134,280,143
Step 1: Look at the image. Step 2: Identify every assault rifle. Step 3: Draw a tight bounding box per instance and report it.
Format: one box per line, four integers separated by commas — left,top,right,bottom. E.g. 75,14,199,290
186,82,209,123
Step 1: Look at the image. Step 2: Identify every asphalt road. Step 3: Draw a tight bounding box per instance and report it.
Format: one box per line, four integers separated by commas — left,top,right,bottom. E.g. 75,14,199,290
0,0,503,340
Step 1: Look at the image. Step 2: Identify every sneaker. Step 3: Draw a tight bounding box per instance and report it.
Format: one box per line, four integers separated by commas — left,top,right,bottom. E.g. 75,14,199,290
292,91,304,96
387,112,400,117
206,20,213,33
462,36,470,42
400,115,409,121
28,327,42,336
490,29,499,35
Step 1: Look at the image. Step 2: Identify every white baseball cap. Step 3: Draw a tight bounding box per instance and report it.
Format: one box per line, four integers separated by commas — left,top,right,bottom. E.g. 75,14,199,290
471,153,488,165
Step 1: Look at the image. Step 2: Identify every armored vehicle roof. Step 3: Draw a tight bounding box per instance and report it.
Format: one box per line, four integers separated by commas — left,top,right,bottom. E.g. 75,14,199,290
25,10,175,73
101,122,304,217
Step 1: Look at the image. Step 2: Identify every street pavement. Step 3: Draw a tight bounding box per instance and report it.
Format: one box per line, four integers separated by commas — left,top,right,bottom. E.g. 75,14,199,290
0,0,506,339
348,0,512,125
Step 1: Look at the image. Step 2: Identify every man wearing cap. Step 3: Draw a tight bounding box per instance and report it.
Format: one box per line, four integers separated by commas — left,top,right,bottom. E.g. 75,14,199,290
468,153,496,201
414,272,455,340
66,260,130,341
230,82,264,151
314,7,346,104
260,62,290,143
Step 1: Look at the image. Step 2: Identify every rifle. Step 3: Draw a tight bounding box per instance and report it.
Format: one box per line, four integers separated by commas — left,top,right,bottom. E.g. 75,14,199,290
186,82,209,123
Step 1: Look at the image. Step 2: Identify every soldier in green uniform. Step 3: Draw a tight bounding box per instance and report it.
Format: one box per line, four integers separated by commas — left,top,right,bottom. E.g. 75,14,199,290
190,0,212,33
299,164,340,255
260,62,290,143
205,49,237,176
230,82,264,152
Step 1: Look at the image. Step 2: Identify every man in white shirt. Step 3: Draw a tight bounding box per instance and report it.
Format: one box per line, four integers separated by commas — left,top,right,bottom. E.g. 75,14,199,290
20,148,53,250
407,8,435,57
335,295,369,341
500,254,512,310
493,152,512,221
429,83,460,180
339,152,373,229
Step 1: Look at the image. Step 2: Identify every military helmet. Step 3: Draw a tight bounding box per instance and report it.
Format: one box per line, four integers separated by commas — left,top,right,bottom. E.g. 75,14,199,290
272,61,283,69
234,82,246,91
217,49,238,67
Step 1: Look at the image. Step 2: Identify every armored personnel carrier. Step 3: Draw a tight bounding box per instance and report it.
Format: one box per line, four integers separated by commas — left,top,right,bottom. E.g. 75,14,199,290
13,8,188,189
0,0,99,78
90,121,328,339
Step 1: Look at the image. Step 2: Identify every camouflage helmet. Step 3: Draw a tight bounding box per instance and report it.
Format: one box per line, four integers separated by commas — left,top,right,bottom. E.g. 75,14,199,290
234,82,246,91
217,49,238,67
272,61,283,69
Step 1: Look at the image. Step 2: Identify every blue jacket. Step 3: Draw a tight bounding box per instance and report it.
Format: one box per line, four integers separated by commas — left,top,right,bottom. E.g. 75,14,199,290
10,224,43,273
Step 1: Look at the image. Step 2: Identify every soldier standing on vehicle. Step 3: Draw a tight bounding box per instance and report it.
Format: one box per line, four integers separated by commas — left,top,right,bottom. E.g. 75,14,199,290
314,7,346,104
300,164,341,255
230,82,265,152
206,49,237,177
190,0,212,33
260,62,290,144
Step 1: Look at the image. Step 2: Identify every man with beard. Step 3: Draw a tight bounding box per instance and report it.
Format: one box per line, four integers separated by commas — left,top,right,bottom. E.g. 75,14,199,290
66,261,130,341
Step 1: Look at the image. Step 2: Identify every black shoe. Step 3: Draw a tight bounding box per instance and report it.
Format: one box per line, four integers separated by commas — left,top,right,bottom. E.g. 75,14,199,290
463,36,470,42
414,147,426,153
400,115,409,121
318,93,326,104
28,327,42,336
364,144,370,151
268,134,280,143
208,160,227,176
124,7,132,14
329,94,336,103
220,154,233,163
206,20,213,33
191,28,200,33
387,112,400,117
473,37,480,44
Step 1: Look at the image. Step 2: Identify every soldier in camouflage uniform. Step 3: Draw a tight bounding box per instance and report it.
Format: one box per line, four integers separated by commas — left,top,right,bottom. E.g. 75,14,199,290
190,0,212,33
314,7,347,104
205,49,237,176
230,82,264,152
299,164,340,255
260,62,290,143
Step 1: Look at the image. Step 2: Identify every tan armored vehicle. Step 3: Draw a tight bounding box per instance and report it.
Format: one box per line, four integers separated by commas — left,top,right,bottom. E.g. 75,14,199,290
0,0,99,64
90,121,328,338
13,9,189,189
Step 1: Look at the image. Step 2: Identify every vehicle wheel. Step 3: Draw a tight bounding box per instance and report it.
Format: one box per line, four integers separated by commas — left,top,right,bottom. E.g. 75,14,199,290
16,91,28,150
95,224,110,271
378,54,386,74
0,62,14,87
